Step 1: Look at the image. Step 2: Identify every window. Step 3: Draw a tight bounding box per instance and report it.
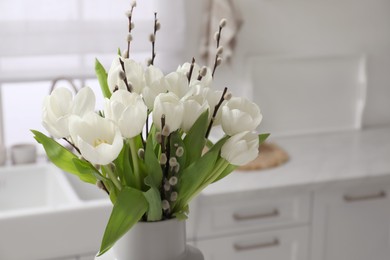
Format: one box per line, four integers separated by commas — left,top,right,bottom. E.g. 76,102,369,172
0,0,155,152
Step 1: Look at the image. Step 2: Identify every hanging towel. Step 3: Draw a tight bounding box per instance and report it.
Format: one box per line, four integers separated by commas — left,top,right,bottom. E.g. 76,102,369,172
200,0,243,66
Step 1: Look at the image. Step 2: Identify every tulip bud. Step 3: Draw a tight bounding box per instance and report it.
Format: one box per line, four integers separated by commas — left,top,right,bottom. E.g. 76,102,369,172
152,93,184,132
104,90,147,138
181,94,209,132
221,97,262,135
42,87,96,139
221,131,259,166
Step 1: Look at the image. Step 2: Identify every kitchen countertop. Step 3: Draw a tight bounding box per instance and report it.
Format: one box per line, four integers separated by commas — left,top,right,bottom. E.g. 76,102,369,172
202,126,390,196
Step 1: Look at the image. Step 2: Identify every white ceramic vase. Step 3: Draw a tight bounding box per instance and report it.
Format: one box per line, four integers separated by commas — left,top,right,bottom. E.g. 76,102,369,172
95,218,204,260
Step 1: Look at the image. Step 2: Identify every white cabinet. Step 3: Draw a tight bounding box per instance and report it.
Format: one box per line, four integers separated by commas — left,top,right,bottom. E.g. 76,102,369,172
312,179,390,260
196,191,311,239
194,189,311,260
197,226,309,260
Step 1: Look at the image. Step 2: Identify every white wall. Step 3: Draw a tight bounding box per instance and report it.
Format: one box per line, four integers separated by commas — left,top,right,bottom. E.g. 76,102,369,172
234,0,390,129
157,0,390,132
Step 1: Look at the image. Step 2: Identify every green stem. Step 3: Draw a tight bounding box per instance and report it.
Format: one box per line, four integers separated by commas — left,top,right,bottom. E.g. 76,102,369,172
198,159,229,194
128,138,141,189
174,159,229,212
105,165,122,191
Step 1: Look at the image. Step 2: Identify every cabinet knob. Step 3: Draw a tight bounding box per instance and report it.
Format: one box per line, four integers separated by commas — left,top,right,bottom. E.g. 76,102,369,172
234,238,280,251
233,209,279,221
344,190,386,202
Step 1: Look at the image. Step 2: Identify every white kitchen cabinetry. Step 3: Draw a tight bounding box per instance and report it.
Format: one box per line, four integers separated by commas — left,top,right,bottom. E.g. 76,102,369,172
193,189,311,260
312,178,390,260
197,226,309,260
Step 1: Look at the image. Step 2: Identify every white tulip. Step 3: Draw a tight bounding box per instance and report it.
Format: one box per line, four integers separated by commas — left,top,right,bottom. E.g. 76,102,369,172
42,87,95,138
72,87,96,116
185,85,225,125
69,113,123,165
181,93,209,132
221,131,259,166
142,65,168,109
107,56,145,94
165,71,189,98
105,90,147,139
221,97,262,136
152,92,184,133
202,87,225,125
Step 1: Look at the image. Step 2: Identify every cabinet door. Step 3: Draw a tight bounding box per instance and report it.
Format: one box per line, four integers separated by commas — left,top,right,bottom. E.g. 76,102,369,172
312,182,390,260
196,226,309,260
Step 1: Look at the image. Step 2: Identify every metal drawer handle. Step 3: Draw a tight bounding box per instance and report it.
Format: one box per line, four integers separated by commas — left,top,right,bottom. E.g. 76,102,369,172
233,209,279,221
344,190,386,202
234,238,280,251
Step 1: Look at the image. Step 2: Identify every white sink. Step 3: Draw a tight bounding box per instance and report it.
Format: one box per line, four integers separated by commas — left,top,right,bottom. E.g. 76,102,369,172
0,163,78,216
0,163,111,260
64,170,108,201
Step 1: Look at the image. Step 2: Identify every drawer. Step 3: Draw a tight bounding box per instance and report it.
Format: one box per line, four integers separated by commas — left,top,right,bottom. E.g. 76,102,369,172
196,191,311,238
196,226,309,260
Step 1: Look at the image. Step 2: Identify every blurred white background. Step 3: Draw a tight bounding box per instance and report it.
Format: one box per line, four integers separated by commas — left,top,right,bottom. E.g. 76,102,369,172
1,0,390,149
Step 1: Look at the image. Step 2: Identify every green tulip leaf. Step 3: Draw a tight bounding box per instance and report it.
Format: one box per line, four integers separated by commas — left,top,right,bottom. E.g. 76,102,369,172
72,158,108,182
175,137,228,211
183,110,209,167
114,142,135,187
259,133,270,144
143,185,163,221
32,130,97,184
95,58,111,99
143,133,163,221
173,204,189,221
212,163,237,183
145,133,163,186
98,187,148,256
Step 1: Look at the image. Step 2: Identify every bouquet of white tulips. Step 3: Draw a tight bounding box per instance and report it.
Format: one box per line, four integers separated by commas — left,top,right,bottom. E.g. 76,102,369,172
32,3,268,256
